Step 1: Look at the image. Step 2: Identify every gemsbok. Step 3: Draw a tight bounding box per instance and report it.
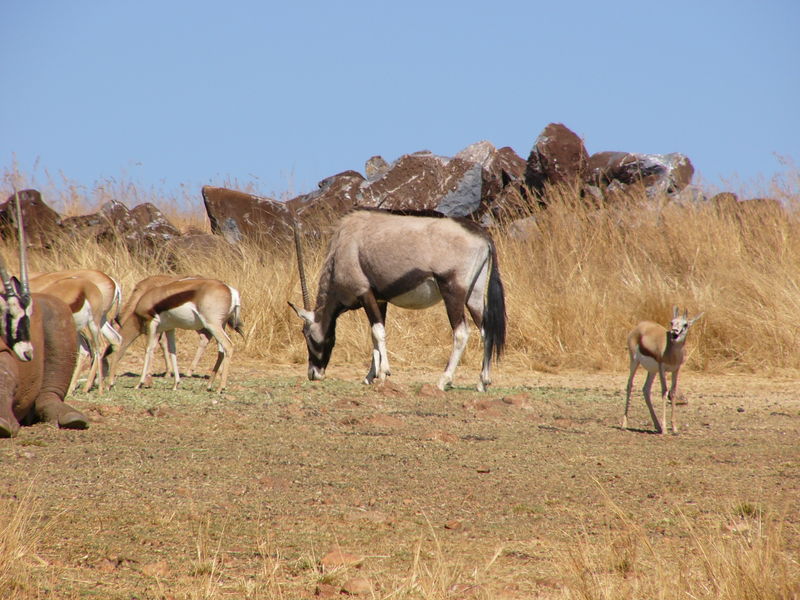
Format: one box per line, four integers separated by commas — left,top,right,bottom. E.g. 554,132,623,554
0,190,87,437
289,208,507,391
104,277,243,392
624,307,703,434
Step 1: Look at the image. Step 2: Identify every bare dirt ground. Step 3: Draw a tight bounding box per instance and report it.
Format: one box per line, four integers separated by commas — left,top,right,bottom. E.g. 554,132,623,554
2,358,799,599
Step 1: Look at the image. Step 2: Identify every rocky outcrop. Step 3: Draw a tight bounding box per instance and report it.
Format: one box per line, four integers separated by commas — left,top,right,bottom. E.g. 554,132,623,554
0,189,62,248
201,186,295,244
525,123,590,194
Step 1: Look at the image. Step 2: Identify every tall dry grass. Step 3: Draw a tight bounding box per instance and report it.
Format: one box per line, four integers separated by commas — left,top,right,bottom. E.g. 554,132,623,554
2,170,800,377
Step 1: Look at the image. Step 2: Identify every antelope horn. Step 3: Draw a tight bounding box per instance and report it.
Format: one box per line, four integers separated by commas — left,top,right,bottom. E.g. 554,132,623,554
291,216,311,311
12,189,29,295
0,252,13,295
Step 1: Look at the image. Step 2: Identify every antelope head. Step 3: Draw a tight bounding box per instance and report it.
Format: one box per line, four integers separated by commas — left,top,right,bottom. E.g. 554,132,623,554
288,216,331,381
668,306,703,344
0,190,33,361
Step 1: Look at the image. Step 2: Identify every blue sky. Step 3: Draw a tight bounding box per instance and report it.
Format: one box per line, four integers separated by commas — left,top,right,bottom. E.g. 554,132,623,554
2,1,798,205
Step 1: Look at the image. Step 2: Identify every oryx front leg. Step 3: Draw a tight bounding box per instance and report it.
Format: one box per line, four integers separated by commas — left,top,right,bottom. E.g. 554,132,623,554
438,320,470,391
365,322,390,385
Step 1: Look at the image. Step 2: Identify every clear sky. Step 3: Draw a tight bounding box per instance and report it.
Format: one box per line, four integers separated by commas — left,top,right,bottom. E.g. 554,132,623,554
2,0,798,205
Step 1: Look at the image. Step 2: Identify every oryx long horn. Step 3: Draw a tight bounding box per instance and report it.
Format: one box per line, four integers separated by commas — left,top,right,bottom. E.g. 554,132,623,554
12,188,29,295
292,216,311,311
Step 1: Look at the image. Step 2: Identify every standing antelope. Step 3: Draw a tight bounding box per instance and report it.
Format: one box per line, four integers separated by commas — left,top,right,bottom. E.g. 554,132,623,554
30,276,107,393
30,269,123,393
104,278,243,392
624,307,703,434
119,274,240,378
289,208,506,392
0,191,87,437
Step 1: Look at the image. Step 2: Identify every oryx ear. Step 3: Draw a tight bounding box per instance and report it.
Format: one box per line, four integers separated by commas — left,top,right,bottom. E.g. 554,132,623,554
288,301,314,325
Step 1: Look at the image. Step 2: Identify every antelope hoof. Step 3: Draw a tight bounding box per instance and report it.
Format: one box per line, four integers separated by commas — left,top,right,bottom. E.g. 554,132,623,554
0,417,18,438
58,411,89,430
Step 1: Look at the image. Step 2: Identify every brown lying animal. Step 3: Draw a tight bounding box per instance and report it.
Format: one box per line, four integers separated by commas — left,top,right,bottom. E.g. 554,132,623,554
0,292,88,437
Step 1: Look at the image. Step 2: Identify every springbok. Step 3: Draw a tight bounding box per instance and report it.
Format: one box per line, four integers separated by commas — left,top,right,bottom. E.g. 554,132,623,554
119,274,238,378
289,208,507,391
0,190,87,437
29,269,123,393
624,307,703,434
104,277,243,392
30,276,109,393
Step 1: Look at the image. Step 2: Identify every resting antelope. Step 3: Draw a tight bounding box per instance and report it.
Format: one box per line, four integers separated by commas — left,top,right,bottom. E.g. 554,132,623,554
0,190,87,436
624,307,703,434
105,277,243,392
289,208,506,391
119,274,239,378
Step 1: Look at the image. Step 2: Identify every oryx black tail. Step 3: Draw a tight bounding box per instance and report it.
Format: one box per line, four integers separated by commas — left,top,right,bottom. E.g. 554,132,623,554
482,240,506,364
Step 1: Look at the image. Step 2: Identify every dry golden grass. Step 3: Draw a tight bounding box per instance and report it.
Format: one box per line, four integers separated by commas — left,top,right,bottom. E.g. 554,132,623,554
4,172,800,377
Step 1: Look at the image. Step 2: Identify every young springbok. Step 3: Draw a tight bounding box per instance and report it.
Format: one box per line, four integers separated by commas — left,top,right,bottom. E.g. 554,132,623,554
624,307,703,434
105,277,243,392
289,208,506,391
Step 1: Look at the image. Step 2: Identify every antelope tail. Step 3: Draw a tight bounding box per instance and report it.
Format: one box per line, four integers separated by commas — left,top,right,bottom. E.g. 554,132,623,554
482,240,506,365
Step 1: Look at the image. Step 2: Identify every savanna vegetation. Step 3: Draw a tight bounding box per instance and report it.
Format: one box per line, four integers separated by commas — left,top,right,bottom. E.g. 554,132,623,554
1,168,798,599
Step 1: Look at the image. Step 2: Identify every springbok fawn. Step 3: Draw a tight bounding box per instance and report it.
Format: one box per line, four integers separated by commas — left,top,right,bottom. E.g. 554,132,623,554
624,307,703,434
289,208,506,391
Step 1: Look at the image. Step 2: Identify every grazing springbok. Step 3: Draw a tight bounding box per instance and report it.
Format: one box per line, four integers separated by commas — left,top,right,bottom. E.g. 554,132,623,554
30,276,109,394
105,277,243,392
30,269,123,393
624,307,703,434
289,208,506,391
119,274,237,378
0,191,87,437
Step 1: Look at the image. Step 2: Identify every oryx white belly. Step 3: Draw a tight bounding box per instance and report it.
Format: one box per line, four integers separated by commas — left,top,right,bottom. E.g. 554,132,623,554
635,352,679,374
156,303,204,332
389,278,442,309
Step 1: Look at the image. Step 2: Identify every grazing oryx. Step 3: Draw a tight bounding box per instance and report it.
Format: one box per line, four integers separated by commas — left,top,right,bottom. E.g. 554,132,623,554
289,208,506,391
624,307,703,434
105,277,243,392
0,191,87,437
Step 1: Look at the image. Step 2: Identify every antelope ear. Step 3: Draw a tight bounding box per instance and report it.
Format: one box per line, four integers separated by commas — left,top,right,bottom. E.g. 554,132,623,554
689,312,704,326
673,306,680,319
288,301,314,325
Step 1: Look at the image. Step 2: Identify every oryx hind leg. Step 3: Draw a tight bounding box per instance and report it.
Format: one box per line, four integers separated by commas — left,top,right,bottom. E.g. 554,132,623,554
438,319,470,391
466,280,490,392
438,279,470,391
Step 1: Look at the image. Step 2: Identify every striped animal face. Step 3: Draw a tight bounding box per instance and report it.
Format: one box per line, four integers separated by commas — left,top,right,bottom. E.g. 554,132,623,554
1,292,33,361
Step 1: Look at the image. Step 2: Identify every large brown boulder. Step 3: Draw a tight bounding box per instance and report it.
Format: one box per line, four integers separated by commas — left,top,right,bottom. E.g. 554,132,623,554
289,170,366,238
201,186,295,244
60,200,181,251
586,151,694,199
0,189,62,248
525,123,590,194
359,151,484,217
